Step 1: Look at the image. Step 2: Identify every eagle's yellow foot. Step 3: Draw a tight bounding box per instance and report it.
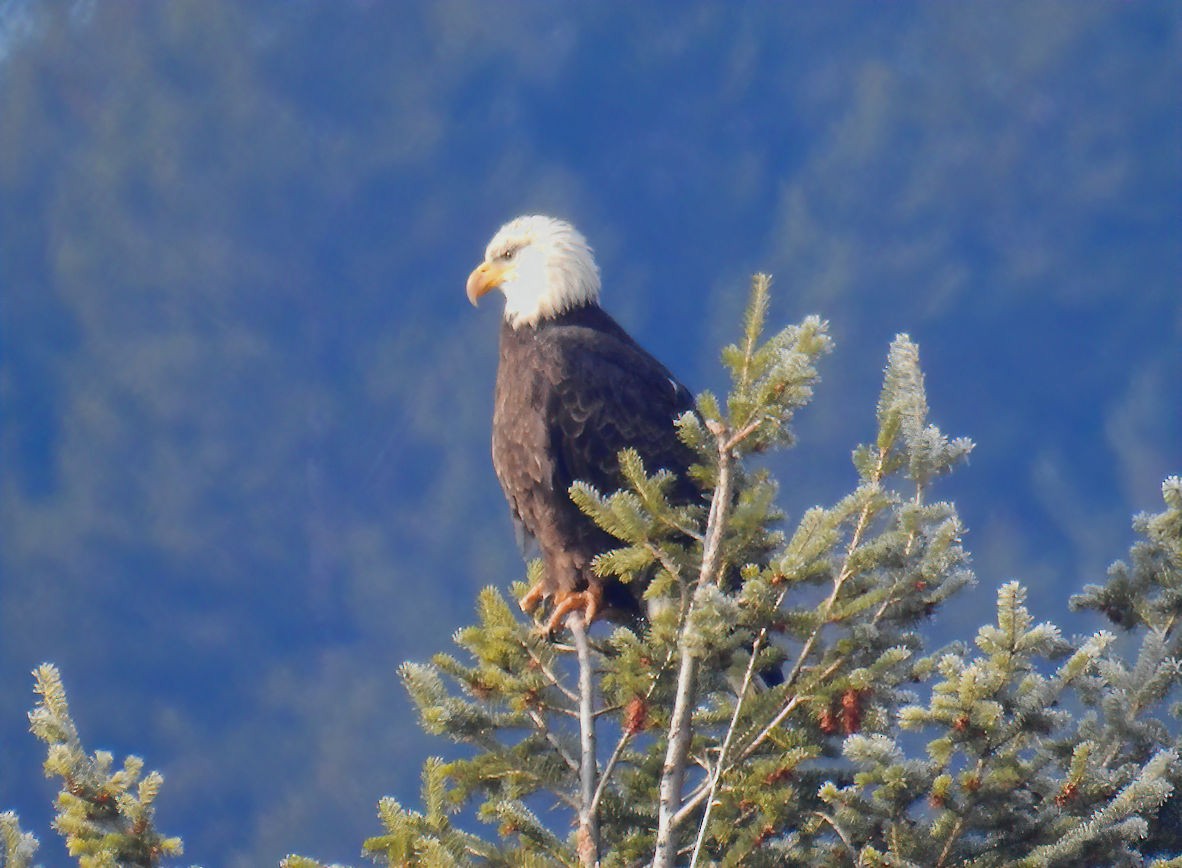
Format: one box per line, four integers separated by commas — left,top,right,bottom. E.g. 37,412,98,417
544,586,604,635
520,582,548,614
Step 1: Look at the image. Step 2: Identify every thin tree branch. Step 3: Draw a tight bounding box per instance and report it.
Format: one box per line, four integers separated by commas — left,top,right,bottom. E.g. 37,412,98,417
654,639,700,865
934,754,987,868
570,614,599,868
721,498,876,774
874,490,927,623
590,647,676,817
724,417,765,452
902,482,926,557
587,726,631,820
814,810,857,864
689,628,765,866
653,420,736,868
671,779,713,828
736,694,804,764
525,642,580,703
653,512,705,542
735,648,849,764
935,815,965,868
1161,613,1178,640
526,708,578,774
782,494,875,691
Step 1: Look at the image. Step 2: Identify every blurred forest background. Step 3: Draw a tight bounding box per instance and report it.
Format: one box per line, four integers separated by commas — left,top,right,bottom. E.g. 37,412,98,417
0,1,1177,864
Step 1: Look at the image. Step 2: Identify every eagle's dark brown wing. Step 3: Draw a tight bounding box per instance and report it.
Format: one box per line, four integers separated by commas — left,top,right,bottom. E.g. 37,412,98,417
545,324,698,508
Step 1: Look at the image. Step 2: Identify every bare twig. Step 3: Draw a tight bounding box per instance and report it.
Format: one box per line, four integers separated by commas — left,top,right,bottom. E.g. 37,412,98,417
671,779,713,828
935,815,965,868
588,725,631,820
814,810,857,863
570,615,599,867
525,641,580,703
736,694,804,764
526,708,578,773
590,647,676,817
724,417,765,452
689,627,765,866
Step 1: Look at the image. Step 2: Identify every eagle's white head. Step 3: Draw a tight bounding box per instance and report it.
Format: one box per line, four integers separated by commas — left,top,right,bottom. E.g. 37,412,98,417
466,215,601,328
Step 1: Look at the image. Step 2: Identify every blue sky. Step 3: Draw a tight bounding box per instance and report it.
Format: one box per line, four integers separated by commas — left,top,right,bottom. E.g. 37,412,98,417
0,2,1178,864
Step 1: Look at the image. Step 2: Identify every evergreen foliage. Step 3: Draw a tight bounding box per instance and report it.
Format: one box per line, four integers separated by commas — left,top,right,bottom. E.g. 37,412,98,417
3,282,1178,865
26,665,183,868
356,279,1181,866
0,812,38,868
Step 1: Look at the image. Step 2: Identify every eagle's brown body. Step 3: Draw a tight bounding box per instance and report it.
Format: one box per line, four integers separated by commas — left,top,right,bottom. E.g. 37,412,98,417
492,302,698,627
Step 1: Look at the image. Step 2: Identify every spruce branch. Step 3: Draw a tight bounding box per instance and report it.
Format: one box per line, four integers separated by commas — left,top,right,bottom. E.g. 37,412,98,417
281,856,353,868
1023,748,1178,866
0,813,38,868
363,760,505,865
27,664,183,867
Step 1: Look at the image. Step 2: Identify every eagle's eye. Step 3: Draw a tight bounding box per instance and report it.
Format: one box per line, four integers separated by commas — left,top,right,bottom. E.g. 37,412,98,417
497,246,518,262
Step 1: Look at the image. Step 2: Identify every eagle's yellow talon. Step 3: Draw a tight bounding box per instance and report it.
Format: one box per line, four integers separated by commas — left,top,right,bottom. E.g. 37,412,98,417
520,582,547,614
542,586,605,635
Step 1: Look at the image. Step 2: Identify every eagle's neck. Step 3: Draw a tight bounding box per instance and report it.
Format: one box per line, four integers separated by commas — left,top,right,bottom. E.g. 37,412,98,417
501,301,623,339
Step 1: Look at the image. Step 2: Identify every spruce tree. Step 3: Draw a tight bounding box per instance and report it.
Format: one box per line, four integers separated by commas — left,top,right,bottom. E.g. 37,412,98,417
5,278,1179,866
360,278,1181,866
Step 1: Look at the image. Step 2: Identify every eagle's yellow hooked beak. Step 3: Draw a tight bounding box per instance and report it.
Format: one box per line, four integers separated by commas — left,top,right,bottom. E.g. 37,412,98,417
466,260,510,306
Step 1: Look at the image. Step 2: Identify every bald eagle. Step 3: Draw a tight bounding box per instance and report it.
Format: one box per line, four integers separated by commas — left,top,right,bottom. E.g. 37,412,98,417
467,215,699,634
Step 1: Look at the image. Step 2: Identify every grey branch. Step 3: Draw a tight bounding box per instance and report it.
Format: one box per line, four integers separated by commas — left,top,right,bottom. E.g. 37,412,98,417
653,421,736,868
570,615,600,867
